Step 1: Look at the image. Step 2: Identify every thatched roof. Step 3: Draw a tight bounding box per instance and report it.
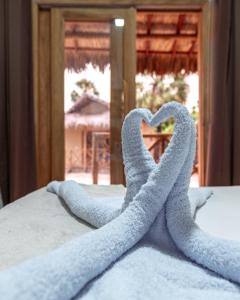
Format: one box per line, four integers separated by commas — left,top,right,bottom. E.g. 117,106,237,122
64,12,198,75
65,93,109,129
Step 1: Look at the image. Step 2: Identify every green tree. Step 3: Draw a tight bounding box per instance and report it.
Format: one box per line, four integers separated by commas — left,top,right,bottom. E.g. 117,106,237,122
76,79,99,96
71,90,79,103
191,106,198,123
136,73,189,132
137,73,188,112
70,79,100,103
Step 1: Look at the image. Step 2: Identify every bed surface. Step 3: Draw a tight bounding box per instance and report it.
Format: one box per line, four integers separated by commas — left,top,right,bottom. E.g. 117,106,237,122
197,186,240,240
0,185,239,271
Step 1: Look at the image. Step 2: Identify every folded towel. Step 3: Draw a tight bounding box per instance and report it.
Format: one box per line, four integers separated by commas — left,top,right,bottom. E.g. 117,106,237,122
0,102,240,300
47,181,210,228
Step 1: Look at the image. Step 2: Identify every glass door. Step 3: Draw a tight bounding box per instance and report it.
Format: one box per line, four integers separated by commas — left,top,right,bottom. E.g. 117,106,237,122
50,8,136,185
64,20,112,185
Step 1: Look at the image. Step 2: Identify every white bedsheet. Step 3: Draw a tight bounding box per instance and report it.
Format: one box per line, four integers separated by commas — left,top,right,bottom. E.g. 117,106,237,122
0,185,239,271
197,186,240,240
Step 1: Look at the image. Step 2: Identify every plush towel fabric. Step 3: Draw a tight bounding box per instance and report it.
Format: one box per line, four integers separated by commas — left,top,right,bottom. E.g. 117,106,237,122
0,102,240,300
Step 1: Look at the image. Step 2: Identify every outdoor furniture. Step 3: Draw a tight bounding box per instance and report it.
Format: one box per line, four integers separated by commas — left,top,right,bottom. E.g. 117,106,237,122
91,132,172,184
92,132,110,184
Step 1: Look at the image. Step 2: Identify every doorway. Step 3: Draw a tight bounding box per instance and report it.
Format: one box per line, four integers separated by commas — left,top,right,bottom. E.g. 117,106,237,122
135,11,200,186
32,1,212,187
34,7,136,186
64,20,112,185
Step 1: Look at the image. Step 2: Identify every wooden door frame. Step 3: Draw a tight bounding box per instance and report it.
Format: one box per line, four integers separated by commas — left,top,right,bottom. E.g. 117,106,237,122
51,8,136,184
33,5,136,186
32,0,213,186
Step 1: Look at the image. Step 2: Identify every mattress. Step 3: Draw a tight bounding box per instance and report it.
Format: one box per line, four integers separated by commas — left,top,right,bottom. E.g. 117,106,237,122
0,185,239,271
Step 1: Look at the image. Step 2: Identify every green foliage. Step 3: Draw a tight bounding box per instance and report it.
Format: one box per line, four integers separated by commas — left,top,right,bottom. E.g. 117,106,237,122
191,106,198,123
137,73,189,112
136,73,190,132
76,79,99,96
71,90,79,103
70,79,100,103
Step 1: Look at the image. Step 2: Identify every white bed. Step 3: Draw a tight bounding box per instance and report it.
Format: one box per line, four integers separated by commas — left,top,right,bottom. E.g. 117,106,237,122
0,185,239,271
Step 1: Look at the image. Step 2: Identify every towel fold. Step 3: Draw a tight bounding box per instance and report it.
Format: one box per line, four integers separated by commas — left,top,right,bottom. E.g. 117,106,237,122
0,102,240,300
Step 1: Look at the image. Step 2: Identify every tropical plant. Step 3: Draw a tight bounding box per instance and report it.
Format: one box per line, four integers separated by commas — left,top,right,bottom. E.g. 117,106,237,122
70,79,100,103
191,106,198,123
137,73,189,112
70,90,79,103
136,73,189,132
76,79,99,96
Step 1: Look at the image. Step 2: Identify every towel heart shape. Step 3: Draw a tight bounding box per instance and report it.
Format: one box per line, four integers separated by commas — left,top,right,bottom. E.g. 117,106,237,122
2,101,240,300
121,103,240,285
121,101,195,210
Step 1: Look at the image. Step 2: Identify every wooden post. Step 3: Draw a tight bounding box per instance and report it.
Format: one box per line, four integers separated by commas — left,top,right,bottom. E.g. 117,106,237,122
83,130,87,172
51,8,65,180
92,133,98,184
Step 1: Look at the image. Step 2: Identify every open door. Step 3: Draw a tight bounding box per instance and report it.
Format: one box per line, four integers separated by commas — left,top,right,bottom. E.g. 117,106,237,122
33,2,212,187
35,8,136,186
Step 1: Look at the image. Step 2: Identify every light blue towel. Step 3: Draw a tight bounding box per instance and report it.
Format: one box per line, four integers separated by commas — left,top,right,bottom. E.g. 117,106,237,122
0,102,240,300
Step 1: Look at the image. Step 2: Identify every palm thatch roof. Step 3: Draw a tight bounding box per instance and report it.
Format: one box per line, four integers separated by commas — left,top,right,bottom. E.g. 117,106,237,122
64,12,199,75
65,93,109,129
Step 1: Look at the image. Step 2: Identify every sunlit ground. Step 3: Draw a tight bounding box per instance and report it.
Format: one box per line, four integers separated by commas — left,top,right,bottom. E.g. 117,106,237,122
65,172,199,187
190,173,199,187
65,172,110,185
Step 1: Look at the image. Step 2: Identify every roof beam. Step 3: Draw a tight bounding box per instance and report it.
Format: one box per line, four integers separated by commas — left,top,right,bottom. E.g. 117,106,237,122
176,14,186,34
188,40,196,53
146,14,153,35
171,40,177,55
